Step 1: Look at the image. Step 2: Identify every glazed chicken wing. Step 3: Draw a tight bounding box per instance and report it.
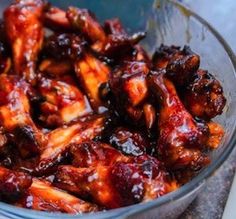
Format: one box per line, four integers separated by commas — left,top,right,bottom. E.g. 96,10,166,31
109,61,155,127
183,69,226,120
17,178,98,213
70,141,127,167
0,75,46,157
67,7,107,48
34,115,105,175
109,127,151,156
148,72,209,170
153,45,200,86
39,59,73,78
54,155,177,208
74,53,110,110
4,0,45,84
44,7,71,31
110,61,149,107
39,33,86,79
0,166,32,202
153,46,226,119
55,141,177,207
0,0,227,213
94,31,146,58
55,164,141,209
38,77,92,127
43,33,86,61
67,8,145,57
104,19,150,64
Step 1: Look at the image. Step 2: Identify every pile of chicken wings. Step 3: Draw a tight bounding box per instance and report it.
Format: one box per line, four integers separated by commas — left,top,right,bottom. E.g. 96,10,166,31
0,0,226,214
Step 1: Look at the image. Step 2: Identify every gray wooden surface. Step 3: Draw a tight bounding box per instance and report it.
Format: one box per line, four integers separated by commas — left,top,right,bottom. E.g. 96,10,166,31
180,1,236,218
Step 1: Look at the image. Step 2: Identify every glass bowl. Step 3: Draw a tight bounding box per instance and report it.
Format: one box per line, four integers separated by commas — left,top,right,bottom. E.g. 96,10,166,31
0,0,236,218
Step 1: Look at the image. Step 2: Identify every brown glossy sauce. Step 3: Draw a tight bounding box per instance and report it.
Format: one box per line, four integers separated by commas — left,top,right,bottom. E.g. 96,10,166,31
0,0,226,214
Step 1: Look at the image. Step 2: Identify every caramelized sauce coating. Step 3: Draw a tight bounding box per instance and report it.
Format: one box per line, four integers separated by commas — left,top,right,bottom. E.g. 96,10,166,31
0,75,46,157
55,158,176,209
57,142,178,207
17,179,98,213
0,1,226,214
43,33,86,61
38,77,92,127
67,7,145,57
153,45,200,86
148,72,209,170
0,166,32,202
34,115,105,175
70,141,127,167
206,121,224,149
44,7,71,31
39,59,73,77
75,53,110,110
4,0,45,84
183,69,226,120
67,7,107,48
109,61,149,113
109,127,151,156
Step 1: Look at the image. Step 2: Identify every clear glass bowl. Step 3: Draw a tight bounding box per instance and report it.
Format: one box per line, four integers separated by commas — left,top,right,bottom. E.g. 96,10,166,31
0,0,236,218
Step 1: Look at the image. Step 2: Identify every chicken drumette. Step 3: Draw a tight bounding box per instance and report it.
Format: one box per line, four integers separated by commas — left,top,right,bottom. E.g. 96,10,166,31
148,72,209,170
4,0,45,84
37,76,92,127
17,178,98,213
153,45,226,120
183,69,226,120
0,75,46,158
34,115,106,175
54,141,178,209
0,166,32,202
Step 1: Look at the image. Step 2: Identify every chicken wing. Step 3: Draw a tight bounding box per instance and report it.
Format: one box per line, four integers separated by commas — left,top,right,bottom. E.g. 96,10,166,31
67,8,145,57
43,33,86,61
67,7,107,47
39,59,73,78
93,32,146,58
70,141,127,167
4,0,45,84
0,75,46,157
183,69,226,120
109,61,151,126
54,155,177,208
148,72,209,170
109,127,151,156
38,77,92,127
34,115,105,175
74,53,110,110
110,61,149,107
44,6,71,31
0,166,32,202
153,45,200,86
17,178,98,213
153,46,226,119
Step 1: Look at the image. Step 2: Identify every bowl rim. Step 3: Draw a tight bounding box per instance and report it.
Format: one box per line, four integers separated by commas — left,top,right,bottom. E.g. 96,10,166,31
0,1,236,218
